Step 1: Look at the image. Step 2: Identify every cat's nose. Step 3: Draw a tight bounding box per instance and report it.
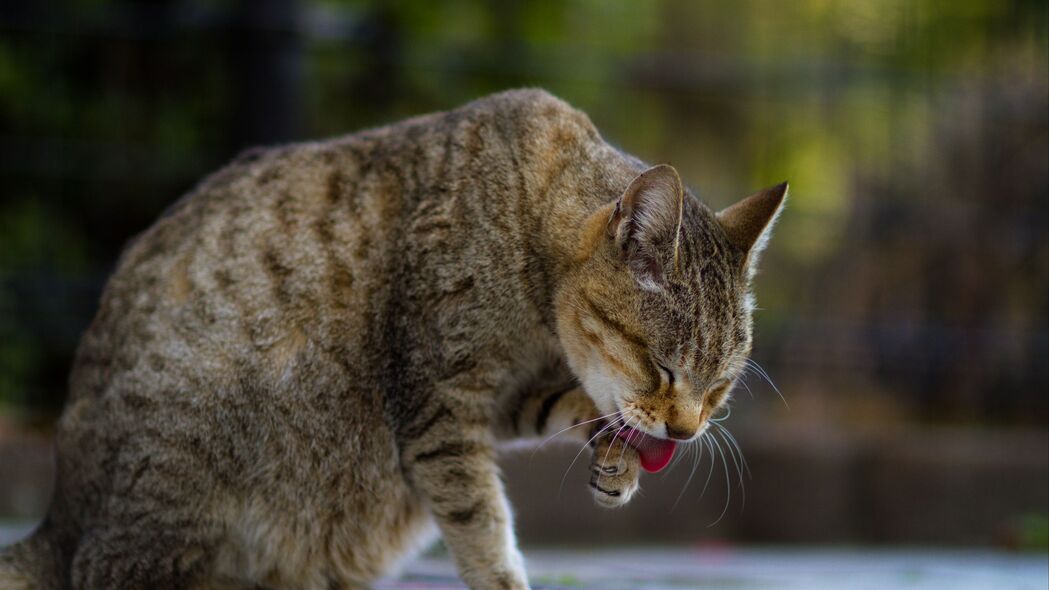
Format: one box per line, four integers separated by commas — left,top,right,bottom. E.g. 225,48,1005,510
665,422,697,441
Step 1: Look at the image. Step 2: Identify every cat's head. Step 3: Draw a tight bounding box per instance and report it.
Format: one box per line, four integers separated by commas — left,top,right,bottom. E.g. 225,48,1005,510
557,164,786,446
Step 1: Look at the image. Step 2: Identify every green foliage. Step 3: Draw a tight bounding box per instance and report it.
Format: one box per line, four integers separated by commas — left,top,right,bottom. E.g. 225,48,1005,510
1017,513,1049,552
0,199,91,275
0,0,1046,422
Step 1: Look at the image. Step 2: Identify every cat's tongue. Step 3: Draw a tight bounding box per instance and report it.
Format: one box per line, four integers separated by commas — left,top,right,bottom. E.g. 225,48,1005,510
617,427,677,473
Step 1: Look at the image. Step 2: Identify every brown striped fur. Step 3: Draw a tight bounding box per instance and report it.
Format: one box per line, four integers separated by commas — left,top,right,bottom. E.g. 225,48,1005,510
0,90,785,590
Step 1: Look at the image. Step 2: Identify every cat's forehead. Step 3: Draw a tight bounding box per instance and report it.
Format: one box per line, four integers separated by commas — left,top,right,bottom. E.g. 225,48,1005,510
644,285,736,346
643,242,749,377
633,192,751,375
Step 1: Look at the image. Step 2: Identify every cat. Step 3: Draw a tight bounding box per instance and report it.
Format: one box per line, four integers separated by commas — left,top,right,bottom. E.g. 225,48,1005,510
0,89,786,590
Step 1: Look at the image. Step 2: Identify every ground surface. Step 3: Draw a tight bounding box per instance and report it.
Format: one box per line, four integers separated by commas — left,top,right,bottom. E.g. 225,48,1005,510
3,524,1046,590
384,547,1048,590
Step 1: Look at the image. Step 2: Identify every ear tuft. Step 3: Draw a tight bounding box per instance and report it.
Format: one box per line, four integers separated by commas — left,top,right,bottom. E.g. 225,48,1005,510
717,181,788,269
607,165,685,290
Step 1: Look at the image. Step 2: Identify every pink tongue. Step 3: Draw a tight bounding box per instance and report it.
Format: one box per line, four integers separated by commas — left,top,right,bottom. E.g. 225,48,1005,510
617,427,677,473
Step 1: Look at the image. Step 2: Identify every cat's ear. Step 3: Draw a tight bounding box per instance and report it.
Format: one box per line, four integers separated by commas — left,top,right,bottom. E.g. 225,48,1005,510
607,164,684,291
716,181,788,274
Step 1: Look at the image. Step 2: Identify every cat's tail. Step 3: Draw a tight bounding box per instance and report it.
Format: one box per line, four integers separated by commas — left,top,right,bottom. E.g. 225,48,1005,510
0,524,64,590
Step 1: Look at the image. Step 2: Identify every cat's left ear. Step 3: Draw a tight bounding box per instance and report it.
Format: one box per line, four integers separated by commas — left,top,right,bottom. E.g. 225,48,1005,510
607,164,685,291
716,181,788,275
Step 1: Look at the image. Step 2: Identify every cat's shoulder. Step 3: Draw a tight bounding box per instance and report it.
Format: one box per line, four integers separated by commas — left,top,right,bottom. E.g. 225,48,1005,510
452,89,604,159
451,88,592,134
474,88,576,115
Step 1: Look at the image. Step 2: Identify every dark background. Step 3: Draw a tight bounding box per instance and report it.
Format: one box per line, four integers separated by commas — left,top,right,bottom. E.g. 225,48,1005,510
1,0,1047,549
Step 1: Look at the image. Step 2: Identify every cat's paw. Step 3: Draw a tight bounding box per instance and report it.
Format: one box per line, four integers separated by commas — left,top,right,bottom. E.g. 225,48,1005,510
589,435,641,508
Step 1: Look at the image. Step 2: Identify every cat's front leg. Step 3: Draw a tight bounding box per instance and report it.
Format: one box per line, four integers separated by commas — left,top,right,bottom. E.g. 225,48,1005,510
497,386,643,509
401,401,529,590
498,385,603,443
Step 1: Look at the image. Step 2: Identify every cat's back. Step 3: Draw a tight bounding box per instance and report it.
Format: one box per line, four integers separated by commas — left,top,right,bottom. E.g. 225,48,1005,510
42,90,623,585
66,138,382,404
66,89,607,405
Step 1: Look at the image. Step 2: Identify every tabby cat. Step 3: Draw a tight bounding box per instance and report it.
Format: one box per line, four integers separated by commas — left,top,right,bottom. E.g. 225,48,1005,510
0,89,786,590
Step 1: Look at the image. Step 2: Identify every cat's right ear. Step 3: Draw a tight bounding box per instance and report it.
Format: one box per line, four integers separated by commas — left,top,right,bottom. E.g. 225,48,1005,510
716,181,788,276
606,165,684,291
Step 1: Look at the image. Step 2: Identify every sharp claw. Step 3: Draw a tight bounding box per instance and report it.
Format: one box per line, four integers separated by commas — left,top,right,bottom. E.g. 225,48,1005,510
588,481,621,497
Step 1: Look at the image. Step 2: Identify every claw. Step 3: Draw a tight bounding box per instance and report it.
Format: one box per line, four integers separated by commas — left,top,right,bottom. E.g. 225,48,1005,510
589,433,642,508
589,480,621,497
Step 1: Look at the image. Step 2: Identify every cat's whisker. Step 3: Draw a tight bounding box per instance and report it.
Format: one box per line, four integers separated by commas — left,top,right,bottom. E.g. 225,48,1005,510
714,422,751,479
597,417,635,488
600,415,637,489
614,416,641,472
698,434,717,501
534,410,621,453
671,437,704,511
735,376,755,399
674,443,694,473
713,425,745,512
745,358,789,410
707,432,733,527
712,426,738,483
661,436,691,478
558,417,618,493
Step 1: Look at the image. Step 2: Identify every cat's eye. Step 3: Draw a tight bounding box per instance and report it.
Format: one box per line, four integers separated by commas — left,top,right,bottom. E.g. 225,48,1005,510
656,363,675,385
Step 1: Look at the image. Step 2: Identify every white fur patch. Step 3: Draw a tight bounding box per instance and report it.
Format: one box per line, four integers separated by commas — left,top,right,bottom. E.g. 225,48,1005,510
579,352,631,417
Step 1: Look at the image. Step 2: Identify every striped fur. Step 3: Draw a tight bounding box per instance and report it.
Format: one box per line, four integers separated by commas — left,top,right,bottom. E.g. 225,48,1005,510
0,89,784,589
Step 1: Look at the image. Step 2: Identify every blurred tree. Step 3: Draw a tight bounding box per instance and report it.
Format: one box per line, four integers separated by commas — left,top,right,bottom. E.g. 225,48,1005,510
0,0,1045,428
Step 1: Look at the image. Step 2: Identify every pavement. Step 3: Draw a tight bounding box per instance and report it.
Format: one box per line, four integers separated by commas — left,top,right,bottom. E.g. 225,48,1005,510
384,547,1049,590
3,523,1047,589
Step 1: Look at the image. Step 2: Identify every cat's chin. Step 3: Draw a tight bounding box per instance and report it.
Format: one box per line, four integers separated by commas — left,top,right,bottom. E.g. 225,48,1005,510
615,426,677,473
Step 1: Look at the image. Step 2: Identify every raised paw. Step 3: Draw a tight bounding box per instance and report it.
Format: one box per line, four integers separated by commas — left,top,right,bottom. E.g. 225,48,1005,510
589,434,641,508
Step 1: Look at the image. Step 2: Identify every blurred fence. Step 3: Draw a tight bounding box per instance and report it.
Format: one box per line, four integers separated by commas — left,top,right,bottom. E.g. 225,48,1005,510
1,1,1046,426
1,0,1047,547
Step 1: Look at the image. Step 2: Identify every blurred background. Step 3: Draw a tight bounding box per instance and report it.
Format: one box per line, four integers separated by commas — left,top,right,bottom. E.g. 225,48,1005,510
0,0,1046,554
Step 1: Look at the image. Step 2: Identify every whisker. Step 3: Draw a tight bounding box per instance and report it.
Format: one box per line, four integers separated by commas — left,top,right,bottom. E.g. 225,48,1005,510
614,417,638,472
662,438,690,479
736,375,755,399
714,422,751,478
671,438,704,511
661,437,690,478
713,425,746,512
707,433,733,527
533,410,620,453
596,416,635,490
745,358,789,410
714,425,743,485
558,417,618,494
698,434,717,501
